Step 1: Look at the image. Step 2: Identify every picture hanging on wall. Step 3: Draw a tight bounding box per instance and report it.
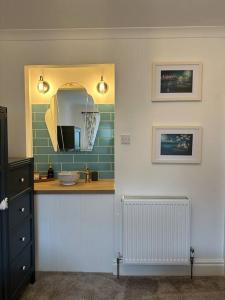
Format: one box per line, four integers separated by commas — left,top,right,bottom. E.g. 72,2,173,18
152,62,202,101
152,125,202,164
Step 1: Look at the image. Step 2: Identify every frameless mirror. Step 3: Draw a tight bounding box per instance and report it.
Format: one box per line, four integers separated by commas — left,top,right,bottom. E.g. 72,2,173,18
45,83,100,152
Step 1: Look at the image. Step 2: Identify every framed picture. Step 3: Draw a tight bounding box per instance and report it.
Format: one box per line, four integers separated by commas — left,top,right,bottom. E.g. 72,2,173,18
152,62,202,101
152,126,202,164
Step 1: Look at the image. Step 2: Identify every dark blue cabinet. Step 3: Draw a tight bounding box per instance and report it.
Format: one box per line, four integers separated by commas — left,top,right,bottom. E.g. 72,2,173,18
0,213,4,300
0,107,7,300
0,107,35,299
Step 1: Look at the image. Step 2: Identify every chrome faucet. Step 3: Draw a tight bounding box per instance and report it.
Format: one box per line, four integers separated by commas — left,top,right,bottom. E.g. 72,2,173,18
81,168,92,183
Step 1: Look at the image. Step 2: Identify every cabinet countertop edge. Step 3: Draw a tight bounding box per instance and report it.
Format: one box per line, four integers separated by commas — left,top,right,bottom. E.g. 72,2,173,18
34,179,115,194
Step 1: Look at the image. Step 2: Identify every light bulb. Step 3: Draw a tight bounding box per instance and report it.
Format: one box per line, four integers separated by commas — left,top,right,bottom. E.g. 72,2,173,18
37,76,50,94
97,76,108,94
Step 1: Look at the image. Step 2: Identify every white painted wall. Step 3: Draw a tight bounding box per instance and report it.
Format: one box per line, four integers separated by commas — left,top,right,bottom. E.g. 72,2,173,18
0,28,225,275
1,0,225,28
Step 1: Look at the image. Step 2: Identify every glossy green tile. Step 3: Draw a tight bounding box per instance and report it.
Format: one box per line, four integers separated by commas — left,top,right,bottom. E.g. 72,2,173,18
36,163,61,175
100,113,111,121
110,113,115,121
35,146,54,154
51,163,62,173
73,163,88,171
91,146,113,155
98,137,114,146
62,163,86,171
35,163,61,175
49,155,74,163
33,104,115,178
35,130,50,139
34,155,49,163
97,129,114,139
48,142,54,149
99,155,114,162
36,163,49,173
74,155,98,162
79,173,85,180
87,163,111,171
99,121,114,129
32,130,36,139
60,150,77,154
32,104,49,112
99,171,114,179
34,112,45,122
33,122,47,130
98,104,114,112
77,149,94,155
33,138,49,147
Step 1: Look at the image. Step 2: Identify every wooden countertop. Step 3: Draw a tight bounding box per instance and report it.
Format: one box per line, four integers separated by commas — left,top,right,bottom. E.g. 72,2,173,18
34,179,115,194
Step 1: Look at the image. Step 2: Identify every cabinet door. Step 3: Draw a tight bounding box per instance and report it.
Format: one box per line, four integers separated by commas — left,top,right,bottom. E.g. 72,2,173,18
0,108,8,300
0,107,7,201
0,217,3,300
0,213,4,300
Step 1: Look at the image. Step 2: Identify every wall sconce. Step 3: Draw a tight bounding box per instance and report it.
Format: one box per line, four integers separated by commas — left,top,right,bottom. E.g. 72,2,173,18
37,76,50,94
97,76,108,94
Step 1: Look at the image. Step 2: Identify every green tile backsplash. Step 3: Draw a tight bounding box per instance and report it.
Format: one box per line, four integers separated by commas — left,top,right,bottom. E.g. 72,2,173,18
32,104,115,179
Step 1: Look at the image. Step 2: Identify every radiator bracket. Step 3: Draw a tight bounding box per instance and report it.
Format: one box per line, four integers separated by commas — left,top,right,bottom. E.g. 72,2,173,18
190,247,195,279
116,253,123,279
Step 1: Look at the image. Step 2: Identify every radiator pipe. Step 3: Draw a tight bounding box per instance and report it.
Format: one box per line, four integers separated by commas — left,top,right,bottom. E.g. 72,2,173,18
117,253,122,279
190,247,195,279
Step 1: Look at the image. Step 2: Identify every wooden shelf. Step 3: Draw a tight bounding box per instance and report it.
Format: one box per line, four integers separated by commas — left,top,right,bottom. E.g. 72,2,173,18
34,179,115,194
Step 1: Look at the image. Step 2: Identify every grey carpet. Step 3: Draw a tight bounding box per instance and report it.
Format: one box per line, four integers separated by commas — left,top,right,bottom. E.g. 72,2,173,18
21,272,225,300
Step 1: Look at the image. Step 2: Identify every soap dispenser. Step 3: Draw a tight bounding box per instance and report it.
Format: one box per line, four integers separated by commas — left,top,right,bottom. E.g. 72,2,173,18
47,164,54,179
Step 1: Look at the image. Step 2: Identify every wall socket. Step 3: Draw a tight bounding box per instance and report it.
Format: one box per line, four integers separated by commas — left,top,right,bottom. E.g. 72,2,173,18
120,134,131,145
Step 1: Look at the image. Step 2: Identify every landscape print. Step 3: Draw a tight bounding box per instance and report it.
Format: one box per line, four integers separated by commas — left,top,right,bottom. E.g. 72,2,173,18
161,134,193,156
160,70,193,93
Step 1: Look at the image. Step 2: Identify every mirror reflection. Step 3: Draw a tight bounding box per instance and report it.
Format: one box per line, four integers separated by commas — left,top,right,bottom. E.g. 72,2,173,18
46,83,100,152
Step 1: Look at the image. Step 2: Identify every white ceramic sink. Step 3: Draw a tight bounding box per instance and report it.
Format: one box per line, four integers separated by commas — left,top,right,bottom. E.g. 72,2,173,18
58,171,80,186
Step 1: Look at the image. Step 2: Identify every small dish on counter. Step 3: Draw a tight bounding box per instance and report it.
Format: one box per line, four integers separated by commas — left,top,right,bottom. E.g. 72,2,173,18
58,171,80,186
34,172,55,183
34,177,55,183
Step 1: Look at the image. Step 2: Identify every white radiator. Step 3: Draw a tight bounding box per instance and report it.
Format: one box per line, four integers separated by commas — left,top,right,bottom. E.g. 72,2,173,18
122,196,191,265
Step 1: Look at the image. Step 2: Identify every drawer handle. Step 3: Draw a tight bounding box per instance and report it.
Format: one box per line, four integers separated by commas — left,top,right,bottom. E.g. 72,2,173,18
20,236,26,242
0,198,8,211
20,178,25,183
20,208,25,213
21,265,26,271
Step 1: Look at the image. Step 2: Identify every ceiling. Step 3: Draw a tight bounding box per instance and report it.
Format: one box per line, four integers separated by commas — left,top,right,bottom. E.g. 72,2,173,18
1,0,225,29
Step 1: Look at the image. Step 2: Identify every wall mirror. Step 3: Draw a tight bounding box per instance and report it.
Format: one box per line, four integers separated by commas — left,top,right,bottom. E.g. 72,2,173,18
45,83,100,152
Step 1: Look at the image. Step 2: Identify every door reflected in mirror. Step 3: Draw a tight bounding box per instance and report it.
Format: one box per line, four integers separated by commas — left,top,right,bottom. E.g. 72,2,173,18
45,83,100,152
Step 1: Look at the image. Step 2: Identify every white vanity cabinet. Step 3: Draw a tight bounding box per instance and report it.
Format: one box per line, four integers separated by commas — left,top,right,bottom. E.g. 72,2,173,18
35,193,114,273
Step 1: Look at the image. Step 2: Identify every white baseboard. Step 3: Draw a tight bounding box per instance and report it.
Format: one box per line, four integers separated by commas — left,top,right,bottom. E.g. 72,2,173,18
112,259,224,277
194,259,224,276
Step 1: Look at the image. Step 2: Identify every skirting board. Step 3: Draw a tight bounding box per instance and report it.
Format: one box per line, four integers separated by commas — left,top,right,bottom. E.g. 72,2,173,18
112,259,224,277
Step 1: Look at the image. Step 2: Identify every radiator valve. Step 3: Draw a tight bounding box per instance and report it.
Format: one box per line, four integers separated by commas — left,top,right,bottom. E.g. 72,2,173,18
190,247,195,279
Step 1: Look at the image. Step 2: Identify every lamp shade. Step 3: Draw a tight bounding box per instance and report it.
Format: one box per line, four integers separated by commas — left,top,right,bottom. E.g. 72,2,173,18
37,76,50,94
97,76,108,94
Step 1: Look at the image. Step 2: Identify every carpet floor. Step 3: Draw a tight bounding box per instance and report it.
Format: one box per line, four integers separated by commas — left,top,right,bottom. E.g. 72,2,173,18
21,272,225,300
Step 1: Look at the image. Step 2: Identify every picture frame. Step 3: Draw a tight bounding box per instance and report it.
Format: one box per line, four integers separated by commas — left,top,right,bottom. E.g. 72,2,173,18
152,62,202,102
152,126,202,164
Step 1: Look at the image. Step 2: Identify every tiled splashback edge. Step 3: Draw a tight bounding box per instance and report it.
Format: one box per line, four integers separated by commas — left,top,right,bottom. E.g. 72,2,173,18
32,104,114,179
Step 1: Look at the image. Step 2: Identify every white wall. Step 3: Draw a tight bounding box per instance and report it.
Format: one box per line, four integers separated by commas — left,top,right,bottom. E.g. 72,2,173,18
1,0,225,28
0,28,225,274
